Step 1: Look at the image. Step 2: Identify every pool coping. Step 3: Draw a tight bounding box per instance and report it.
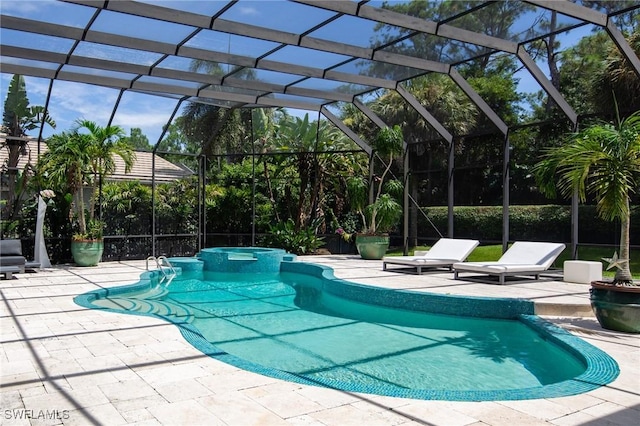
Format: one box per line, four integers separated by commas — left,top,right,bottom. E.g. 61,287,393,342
73,262,620,402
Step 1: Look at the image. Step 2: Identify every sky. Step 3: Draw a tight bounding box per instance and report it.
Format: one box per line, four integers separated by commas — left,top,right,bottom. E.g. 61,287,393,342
0,0,610,146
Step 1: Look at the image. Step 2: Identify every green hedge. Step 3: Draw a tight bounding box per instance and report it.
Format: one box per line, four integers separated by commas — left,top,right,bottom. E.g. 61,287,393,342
422,205,639,245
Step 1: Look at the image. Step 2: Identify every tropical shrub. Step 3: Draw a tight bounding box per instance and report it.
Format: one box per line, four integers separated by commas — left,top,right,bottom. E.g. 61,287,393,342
347,125,404,235
100,181,152,235
260,218,325,255
422,205,639,245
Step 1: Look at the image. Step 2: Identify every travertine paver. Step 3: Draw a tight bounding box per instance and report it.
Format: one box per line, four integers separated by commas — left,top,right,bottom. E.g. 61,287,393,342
1,259,638,426
146,400,226,426
197,392,290,425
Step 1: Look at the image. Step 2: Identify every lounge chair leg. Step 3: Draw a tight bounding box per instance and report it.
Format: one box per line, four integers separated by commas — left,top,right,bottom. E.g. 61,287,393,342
454,271,459,280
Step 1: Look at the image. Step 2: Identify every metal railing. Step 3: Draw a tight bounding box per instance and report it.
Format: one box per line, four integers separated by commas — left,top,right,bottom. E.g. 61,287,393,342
146,255,177,284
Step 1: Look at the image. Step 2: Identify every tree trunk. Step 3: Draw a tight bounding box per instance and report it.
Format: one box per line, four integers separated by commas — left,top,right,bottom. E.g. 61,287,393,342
614,198,633,283
262,157,280,222
75,189,87,235
544,11,561,114
3,140,25,220
295,153,311,230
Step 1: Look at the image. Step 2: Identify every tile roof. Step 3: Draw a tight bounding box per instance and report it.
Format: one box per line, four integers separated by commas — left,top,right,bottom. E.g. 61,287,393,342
0,136,193,184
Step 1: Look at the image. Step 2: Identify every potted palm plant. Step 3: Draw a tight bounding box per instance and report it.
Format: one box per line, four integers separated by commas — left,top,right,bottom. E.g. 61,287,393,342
535,110,640,333
347,125,404,259
37,120,135,266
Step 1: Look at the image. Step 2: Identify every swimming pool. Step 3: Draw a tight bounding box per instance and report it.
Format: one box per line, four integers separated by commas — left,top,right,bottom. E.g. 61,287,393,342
74,254,619,401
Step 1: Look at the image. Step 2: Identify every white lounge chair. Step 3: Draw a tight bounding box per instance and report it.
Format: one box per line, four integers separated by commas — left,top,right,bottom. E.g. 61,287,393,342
382,238,480,274
452,241,566,285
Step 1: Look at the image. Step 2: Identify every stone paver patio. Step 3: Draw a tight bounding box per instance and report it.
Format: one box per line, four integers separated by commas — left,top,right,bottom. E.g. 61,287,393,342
1,256,638,425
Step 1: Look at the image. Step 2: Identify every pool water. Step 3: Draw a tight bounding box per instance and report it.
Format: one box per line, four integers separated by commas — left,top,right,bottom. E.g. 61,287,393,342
77,269,619,401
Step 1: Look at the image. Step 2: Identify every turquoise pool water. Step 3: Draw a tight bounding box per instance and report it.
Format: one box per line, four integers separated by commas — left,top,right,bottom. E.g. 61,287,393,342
75,263,619,401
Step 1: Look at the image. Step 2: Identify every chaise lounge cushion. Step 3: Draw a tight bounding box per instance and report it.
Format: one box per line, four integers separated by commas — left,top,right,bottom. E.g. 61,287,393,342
382,238,479,274
452,241,566,284
0,239,27,270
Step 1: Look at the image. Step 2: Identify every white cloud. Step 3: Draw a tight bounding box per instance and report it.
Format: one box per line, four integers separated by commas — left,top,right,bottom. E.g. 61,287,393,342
6,75,179,144
0,0,54,14
238,6,260,16
111,92,180,142
48,81,118,129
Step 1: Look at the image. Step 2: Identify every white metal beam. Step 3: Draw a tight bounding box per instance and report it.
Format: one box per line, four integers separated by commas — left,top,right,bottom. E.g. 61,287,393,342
321,107,372,155
524,0,607,26
353,99,388,130
449,68,508,135
517,47,577,125
606,21,640,78
396,85,453,144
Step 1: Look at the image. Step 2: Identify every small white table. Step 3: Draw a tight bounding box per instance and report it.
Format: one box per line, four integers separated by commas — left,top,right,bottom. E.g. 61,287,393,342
563,260,602,284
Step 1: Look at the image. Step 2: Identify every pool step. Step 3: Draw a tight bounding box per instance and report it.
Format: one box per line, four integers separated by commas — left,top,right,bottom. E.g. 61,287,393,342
147,285,169,299
91,297,193,323
125,284,168,300
92,298,137,311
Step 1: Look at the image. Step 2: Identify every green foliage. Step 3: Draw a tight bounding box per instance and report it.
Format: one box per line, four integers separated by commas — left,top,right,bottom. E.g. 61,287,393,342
555,31,611,116
536,111,640,221
73,219,104,241
100,181,152,235
364,193,403,235
156,121,200,171
463,245,504,263
3,74,31,137
467,73,522,126
206,160,274,233
0,194,37,239
423,205,640,245
124,127,152,150
2,74,56,137
592,31,640,114
347,125,404,235
180,102,251,158
534,110,640,281
36,120,135,238
1,74,56,222
156,177,198,234
259,218,325,255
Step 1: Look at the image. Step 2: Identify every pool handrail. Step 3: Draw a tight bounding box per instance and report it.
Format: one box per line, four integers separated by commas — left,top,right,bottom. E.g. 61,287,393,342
146,255,178,281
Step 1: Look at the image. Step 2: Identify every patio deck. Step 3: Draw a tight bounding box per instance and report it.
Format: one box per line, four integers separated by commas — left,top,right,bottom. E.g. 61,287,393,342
1,257,638,426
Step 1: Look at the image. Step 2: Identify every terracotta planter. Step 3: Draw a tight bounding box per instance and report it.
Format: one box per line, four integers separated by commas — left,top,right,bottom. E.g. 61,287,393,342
590,280,640,333
71,239,104,267
355,234,389,260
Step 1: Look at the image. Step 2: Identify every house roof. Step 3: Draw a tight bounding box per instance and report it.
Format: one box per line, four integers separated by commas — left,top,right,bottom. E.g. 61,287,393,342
0,136,194,184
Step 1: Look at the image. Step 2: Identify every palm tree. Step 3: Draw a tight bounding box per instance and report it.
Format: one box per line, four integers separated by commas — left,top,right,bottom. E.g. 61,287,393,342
75,119,135,224
37,120,135,238
534,110,640,284
37,130,93,235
